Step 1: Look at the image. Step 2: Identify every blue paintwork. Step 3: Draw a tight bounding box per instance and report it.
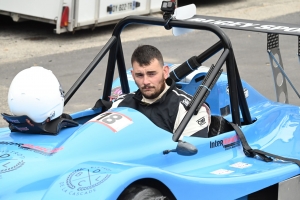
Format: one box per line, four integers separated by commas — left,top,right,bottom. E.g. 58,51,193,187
1,69,300,200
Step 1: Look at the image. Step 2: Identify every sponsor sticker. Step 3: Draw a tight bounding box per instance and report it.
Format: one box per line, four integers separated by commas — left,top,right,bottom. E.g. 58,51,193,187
21,144,63,154
0,150,25,174
109,86,123,101
226,85,249,98
0,141,63,156
210,135,240,150
210,169,234,175
4,118,20,123
14,126,29,131
196,117,206,126
59,166,111,196
189,17,300,33
230,162,252,169
181,99,190,107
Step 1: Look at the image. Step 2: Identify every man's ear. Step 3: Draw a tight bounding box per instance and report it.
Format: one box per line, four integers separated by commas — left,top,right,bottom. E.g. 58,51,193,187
130,69,134,78
163,65,170,79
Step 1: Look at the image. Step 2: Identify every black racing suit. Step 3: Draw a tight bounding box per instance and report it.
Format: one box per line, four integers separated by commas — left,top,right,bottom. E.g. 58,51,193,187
111,78,210,138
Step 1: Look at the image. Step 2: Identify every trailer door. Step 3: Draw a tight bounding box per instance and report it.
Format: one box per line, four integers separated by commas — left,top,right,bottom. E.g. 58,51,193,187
73,0,151,31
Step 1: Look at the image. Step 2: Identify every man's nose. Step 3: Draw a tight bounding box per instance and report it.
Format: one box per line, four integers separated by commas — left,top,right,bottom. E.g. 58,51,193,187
143,75,150,85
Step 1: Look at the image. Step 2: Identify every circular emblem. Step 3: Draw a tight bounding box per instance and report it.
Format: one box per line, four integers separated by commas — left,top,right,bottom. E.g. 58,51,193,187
0,150,25,174
60,166,111,196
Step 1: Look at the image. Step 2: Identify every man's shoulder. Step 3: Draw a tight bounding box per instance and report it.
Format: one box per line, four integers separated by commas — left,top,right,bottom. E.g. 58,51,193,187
111,92,136,108
116,92,135,101
169,88,192,109
171,87,192,100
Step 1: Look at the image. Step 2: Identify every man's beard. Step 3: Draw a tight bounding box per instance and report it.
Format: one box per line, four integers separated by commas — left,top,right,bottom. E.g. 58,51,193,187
140,78,166,99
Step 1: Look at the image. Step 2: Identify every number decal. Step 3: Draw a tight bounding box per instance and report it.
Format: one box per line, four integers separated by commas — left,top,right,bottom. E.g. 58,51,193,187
89,112,133,132
102,114,122,124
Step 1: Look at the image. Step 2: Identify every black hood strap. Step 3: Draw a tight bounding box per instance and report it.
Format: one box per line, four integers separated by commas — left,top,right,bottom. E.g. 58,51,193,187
230,122,300,167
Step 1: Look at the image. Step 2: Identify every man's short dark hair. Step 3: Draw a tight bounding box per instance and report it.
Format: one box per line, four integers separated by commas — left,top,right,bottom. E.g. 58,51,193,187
131,45,164,67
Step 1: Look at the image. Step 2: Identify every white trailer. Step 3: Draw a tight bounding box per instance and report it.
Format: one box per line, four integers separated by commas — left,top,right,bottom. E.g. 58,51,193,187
0,0,176,34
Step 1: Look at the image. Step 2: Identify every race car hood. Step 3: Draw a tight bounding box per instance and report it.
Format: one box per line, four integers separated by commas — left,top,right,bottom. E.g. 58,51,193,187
0,107,176,199
2,100,300,199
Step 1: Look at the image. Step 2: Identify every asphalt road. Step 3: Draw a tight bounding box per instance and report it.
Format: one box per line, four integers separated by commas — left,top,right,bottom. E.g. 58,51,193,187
0,0,300,127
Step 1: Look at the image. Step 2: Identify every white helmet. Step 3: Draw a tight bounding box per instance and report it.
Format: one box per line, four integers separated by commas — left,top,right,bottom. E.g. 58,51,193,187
8,66,64,123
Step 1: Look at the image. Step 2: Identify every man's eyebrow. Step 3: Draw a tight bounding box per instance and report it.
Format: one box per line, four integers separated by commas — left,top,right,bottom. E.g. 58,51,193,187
146,71,156,74
134,72,144,76
133,70,156,75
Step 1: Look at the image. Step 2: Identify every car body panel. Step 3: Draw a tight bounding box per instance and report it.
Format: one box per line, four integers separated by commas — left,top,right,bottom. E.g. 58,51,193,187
1,70,300,199
1,13,300,199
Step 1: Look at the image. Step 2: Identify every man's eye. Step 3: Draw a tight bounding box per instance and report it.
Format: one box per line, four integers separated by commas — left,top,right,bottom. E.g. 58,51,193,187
136,74,143,77
148,73,156,76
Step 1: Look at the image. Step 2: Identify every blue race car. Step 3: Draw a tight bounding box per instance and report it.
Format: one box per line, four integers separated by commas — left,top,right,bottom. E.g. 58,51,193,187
1,5,300,200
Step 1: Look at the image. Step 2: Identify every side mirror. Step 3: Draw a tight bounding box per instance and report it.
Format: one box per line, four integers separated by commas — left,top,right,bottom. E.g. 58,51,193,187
163,141,198,156
176,141,198,156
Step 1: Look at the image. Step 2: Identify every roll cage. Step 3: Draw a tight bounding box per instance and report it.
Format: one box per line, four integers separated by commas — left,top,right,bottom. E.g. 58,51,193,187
63,15,252,141
190,15,300,104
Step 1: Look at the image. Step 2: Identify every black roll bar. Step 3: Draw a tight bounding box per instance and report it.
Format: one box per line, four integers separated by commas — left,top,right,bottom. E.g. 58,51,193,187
173,49,230,141
64,36,117,105
65,15,252,128
108,15,249,126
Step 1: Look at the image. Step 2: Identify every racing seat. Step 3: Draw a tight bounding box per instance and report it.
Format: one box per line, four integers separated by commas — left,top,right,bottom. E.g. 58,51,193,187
208,115,233,137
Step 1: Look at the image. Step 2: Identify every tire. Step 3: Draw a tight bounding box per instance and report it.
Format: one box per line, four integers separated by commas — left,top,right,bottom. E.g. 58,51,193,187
118,184,168,200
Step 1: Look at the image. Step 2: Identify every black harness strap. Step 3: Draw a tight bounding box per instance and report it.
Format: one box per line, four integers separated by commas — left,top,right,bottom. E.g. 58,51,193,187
230,122,300,167
254,149,300,167
92,99,113,110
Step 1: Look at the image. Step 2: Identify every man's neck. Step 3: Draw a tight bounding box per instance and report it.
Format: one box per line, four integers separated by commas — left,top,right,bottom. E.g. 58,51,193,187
142,83,170,104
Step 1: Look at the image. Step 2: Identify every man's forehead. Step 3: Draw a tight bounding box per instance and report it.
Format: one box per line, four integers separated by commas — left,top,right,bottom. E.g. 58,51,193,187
132,67,158,74
132,60,162,72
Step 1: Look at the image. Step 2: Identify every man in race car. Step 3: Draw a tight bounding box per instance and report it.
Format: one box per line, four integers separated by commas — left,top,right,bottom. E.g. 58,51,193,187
111,45,211,138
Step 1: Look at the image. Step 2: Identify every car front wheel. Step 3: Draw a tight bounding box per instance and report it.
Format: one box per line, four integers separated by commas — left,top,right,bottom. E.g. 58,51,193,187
118,184,168,200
